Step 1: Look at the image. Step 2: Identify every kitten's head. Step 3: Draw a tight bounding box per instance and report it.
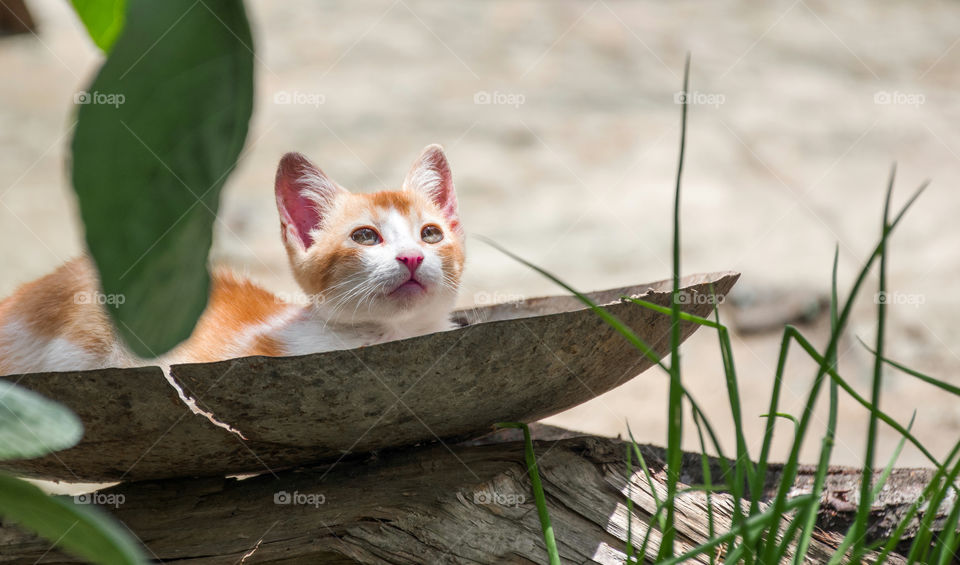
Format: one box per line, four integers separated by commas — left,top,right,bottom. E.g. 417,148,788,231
274,144,464,328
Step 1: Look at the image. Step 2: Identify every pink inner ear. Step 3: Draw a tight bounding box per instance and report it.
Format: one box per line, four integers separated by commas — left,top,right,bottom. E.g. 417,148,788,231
275,153,323,249
421,150,462,234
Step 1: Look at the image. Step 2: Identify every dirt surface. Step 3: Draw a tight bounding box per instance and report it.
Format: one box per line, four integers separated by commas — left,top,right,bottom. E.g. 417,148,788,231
1,0,959,467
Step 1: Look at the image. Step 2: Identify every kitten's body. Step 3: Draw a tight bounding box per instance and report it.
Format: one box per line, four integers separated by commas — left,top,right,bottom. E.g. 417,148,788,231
0,145,464,376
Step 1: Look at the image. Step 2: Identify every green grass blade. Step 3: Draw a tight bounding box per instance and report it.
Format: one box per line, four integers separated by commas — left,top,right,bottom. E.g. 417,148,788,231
496,423,560,565
787,328,943,470
627,426,663,511
857,337,960,397
710,294,755,561
759,180,928,563
784,377,838,565
692,409,718,565
660,52,691,561
478,236,667,373
827,413,914,565
902,435,960,564
790,246,841,564
623,298,721,329
627,426,665,561
874,439,960,563
747,328,793,556
906,456,960,564
932,491,960,565
851,164,896,563
656,495,816,565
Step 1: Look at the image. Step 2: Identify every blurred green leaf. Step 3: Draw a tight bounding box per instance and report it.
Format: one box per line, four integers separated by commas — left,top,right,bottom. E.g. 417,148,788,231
0,381,83,460
0,473,146,564
70,0,126,52
71,0,254,356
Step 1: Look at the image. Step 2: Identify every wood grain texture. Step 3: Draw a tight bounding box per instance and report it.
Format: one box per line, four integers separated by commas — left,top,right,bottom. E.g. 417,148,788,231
0,435,924,564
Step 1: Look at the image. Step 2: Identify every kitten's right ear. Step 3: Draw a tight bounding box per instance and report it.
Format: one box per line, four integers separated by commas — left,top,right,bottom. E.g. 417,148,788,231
275,152,344,250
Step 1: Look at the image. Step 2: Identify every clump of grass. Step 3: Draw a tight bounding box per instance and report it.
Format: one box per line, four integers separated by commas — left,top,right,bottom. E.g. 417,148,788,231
491,57,958,563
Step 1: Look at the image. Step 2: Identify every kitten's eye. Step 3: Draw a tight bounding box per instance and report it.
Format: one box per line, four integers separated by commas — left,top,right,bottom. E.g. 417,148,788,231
350,227,381,246
421,224,443,244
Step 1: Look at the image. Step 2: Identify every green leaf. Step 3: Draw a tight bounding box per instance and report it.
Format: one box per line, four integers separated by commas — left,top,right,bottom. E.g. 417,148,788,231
71,0,254,356
0,381,83,460
70,0,126,53
0,473,146,564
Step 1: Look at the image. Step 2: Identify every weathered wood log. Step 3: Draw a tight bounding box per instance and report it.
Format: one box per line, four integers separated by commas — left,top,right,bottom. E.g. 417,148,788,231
475,425,953,545
2,431,938,564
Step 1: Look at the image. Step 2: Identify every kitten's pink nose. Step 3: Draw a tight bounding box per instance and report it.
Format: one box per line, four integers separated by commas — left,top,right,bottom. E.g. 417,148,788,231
396,253,424,275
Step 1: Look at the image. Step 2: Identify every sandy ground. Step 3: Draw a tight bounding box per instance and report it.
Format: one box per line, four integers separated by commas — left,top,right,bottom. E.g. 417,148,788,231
2,0,960,468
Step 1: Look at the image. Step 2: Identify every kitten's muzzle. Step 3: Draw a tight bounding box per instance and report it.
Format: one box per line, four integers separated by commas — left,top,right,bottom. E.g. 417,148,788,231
396,252,424,275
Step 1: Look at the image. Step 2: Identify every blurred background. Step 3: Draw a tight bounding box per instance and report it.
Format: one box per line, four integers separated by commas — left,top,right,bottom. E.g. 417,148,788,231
1,0,958,467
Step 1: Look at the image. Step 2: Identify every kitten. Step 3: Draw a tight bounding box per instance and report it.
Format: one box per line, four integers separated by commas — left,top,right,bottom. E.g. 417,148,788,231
0,144,465,376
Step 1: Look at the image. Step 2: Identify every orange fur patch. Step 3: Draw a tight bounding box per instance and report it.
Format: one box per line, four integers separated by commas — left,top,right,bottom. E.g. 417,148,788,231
297,246,362,298
438,243,466,279
247,334,284,357
365,191,413,215
5,258,115,355
170,270,289,362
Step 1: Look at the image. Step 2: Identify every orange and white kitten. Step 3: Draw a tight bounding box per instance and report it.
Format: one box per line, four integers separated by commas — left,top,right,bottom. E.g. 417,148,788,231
0,144,465,376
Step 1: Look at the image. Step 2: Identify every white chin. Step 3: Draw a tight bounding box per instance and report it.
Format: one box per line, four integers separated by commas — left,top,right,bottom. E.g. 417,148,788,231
388,280,428,301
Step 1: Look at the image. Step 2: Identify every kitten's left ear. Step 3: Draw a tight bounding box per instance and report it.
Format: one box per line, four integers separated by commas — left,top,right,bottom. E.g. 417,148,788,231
403,144,461,236
275,152,345,251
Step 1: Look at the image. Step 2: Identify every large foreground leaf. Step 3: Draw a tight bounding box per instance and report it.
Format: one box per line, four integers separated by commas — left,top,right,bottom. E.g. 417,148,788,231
71,0,254,356
0,474,146,564
0,380,82,460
